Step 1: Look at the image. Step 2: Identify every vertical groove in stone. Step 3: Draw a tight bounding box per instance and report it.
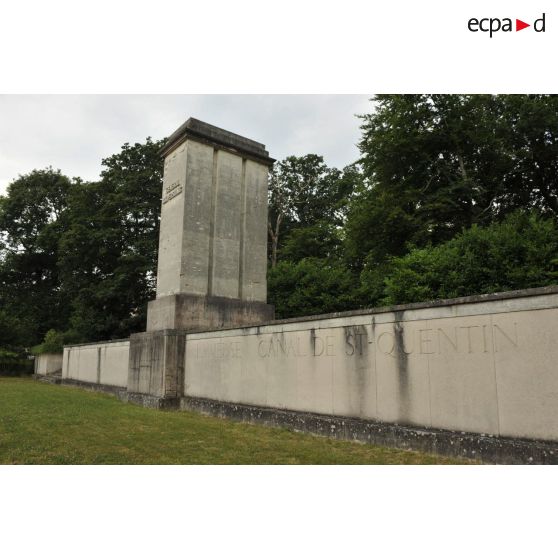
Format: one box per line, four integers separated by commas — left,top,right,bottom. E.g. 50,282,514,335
238,158,247,299
179,141,189,294
96,347,101,385
207,149,219,296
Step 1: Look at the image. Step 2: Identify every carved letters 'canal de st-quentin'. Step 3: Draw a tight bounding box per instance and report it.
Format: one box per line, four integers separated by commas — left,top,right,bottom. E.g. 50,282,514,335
194,321,518,360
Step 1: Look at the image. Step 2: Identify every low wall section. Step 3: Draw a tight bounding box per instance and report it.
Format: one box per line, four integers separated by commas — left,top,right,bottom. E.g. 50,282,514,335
62,339,130,388
58,287,558,458
184,287,558,442
34,353,63,376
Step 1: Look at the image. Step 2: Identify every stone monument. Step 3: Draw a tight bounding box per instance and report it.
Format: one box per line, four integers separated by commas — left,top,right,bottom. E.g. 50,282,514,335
60,117,558,463
127,118,275,405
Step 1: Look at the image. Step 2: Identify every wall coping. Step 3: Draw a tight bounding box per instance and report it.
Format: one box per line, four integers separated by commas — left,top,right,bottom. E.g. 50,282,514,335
63,338,130,349
273,284,558,320
186,284,558,334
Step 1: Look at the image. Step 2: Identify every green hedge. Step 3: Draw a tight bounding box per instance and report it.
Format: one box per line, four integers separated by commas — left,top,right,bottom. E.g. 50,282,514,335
31,329,65,355
268,258,358,319
0,359,34,376
371,212,558,305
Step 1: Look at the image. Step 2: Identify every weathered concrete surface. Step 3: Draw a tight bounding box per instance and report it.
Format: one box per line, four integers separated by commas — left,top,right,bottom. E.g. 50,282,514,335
61,377,127,398
120,391,181,409
155,140,188,298
34,353,63,376
183,287,558,443
127,330,186,399
62,340,129,388
146,293,274,332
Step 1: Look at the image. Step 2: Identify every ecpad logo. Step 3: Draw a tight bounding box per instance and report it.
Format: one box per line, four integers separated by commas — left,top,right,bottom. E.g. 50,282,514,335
468,13,546,37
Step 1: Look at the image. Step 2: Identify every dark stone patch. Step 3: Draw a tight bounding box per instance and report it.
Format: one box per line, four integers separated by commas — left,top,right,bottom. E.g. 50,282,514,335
180,396,558,465
146,293,274,333
59,378,179,409
393,313,410,423
310,328,317,356
121,392,180,410
33,373,62,385
166,284,558,335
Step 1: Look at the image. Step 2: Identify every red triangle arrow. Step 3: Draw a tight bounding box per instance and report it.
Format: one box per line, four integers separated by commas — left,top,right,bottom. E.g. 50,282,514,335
516,19,530,31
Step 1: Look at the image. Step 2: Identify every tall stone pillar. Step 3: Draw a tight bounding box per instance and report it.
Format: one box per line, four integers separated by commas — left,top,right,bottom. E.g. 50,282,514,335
146,117,275,331
127,118,274,407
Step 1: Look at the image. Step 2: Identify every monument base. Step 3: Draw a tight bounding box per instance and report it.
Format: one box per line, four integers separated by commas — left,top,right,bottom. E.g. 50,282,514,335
122,392,181,410
128,329,186,399
146,293,274,332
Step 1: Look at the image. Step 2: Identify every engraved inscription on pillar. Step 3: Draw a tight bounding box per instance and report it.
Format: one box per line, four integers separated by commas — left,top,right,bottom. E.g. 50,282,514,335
163,180,183,204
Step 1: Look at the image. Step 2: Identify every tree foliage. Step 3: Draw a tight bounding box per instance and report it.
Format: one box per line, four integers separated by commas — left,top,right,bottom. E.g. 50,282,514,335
2,95,558,345
0,139,164,351
375,212,558,305
59,137,164,341
31,329,66,355
0,168,74,347
266,157,362,317
345,94,558,268
267,155,356,266
267,258,357,318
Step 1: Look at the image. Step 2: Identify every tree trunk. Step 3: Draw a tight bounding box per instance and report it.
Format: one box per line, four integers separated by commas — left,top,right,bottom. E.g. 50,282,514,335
268,215,282,268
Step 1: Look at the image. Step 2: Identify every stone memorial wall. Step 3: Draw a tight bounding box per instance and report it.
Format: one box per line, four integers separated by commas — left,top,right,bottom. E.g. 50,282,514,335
58,118,558,463
62,339,130,388
183,287,558,442
61,286,558,463
35,353,63,376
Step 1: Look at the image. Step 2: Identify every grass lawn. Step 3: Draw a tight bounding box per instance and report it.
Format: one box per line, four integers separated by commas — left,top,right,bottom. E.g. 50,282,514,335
0,378,472,464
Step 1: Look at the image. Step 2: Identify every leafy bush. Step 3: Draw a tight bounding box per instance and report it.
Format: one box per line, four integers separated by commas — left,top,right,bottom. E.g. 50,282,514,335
0,348,18,360
0,349,33,376
357,260,395,308
0,359,34,376
31,329,65,355
279,221,343,262
0,321,33,375
268,258,357,319
372,212,558,305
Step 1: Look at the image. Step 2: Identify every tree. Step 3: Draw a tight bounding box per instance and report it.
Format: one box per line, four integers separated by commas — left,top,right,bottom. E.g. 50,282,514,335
268,155,355,266
267,258,357,318
0,168,74,348
58,138,164,341
345,94,558,269
0,309,26,352
0,139,164,347
279,221,342,262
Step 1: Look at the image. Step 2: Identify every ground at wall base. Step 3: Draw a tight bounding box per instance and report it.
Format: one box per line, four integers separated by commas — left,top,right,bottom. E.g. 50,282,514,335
55,377,558,464
0,378,469,465
181,396,558,465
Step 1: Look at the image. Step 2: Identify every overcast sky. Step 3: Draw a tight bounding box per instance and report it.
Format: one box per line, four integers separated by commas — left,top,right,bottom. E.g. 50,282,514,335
0,95,372,195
